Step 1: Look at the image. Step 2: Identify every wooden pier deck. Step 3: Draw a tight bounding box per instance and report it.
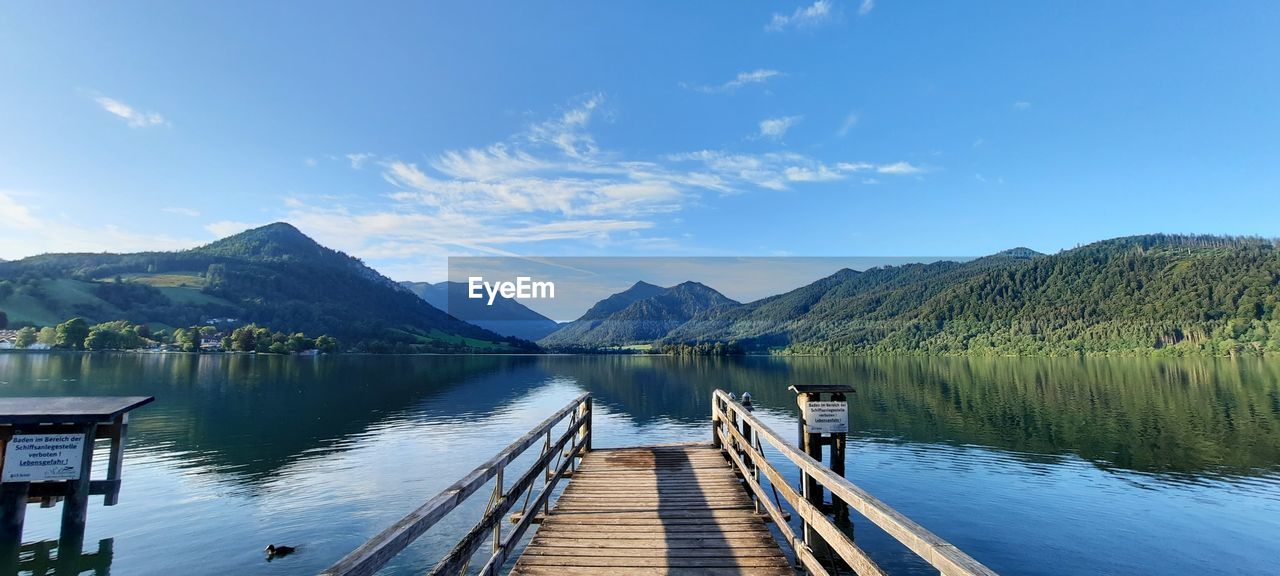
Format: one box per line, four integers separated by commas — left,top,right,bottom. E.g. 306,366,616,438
322,392,998,576
510,445,792,576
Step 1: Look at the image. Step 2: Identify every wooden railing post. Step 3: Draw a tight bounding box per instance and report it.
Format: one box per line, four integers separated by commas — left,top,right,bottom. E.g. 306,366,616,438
577,397,592,453
711,396,722,448
738,393,759,515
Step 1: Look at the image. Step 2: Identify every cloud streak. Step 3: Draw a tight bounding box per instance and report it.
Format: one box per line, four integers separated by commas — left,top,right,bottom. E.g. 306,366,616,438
766,1,835,32
685,69,783,93
94,96,167,128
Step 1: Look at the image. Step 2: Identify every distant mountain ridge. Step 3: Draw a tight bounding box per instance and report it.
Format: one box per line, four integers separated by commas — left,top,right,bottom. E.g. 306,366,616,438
542,235,1280,356
539,281,740,348
400,281,561,341
0,223,534,353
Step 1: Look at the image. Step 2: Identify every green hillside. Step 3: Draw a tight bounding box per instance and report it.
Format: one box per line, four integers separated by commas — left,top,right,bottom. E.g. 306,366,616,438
0,223,536,353
667,235,1280,357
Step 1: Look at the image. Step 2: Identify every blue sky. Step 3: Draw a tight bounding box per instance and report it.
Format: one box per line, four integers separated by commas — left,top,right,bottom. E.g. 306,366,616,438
2,1,1278,281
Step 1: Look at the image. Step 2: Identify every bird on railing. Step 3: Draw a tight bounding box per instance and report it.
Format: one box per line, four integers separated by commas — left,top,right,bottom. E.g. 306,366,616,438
266,545,297,560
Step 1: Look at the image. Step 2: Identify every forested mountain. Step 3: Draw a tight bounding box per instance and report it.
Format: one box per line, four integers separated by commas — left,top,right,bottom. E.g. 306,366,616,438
0,223,535,353
401,281,561,341
578,281,666,320
666,235,1280,356
666,249,1042,349
540,281,740,348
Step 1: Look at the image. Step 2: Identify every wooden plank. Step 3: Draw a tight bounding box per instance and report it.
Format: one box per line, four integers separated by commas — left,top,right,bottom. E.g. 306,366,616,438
521,537,782,549
510,446,792,576
516,555,793,568
513,567,794,576
523,545,784,557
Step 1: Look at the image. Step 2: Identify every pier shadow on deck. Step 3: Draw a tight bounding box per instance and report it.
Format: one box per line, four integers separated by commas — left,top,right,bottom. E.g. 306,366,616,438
510,444,792,575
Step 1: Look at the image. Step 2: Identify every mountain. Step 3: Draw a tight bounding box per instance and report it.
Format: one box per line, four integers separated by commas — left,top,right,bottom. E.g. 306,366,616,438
578,281,667,320
400,281,561,341
540,281,740,348
0,223,535,353
663,255,1038,349
667,235,1280,356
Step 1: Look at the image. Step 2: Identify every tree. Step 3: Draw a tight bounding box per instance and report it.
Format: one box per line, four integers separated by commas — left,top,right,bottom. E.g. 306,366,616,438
286,332,314,352
315,335,339,353
85,328,115,351
174,327,202,353
55,318,90,350
0,310,7,329
36,327,56,346
15,327,36,348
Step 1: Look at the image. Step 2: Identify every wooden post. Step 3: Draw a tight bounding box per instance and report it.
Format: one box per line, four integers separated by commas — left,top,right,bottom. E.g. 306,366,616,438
0,427,24,556
738,394,758,514
104,414,127,506
711,395,722,449
58,423,98,557
797,392,824,550
829,392,849,523
576,397,592,453
0,482,28,572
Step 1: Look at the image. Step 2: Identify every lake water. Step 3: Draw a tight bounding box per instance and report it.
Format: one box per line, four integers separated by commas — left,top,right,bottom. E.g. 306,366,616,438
0,352,1277,575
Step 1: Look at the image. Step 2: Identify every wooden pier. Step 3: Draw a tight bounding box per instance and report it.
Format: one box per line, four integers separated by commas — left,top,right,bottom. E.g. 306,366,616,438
510,445,792,575
322,391,997,576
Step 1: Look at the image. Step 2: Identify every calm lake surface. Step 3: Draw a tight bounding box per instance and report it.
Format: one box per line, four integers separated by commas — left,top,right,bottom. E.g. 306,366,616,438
0,353,1278,575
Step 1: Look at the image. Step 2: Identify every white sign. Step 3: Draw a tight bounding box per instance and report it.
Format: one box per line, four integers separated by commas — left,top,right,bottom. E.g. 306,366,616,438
2,433,86,482
806,401,848,434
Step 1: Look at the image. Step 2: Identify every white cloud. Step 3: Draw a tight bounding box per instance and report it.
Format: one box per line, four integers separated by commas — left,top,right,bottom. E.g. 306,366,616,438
685,69,783,94
304,157,318,167
876,161,924,174
527,93,605,160
346,153,374,169
758,115,802,140
1013,101,1032,110
431,144,548,181
0,191,199,259
766,1,835,32
162,207,201,217
837,113,859,137
668,152,925,191
784,165,844,182
93,96,167,128
151,95,933,275
859,0,875,16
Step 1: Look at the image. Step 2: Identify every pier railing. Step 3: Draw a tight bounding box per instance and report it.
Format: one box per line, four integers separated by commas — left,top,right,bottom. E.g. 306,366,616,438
712,389,997,576
320,393,591,576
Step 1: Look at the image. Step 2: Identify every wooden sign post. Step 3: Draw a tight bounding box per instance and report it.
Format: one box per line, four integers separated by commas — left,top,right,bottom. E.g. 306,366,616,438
788,384,853,558
0,396,153,572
